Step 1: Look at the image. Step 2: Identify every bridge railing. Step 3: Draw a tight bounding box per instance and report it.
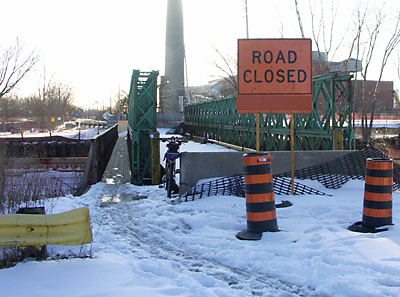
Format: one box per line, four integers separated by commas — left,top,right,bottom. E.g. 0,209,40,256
184,73,355,151
76,124,118,195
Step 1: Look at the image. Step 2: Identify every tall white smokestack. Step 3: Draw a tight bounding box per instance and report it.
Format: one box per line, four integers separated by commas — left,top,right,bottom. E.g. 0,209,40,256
162,0,185,116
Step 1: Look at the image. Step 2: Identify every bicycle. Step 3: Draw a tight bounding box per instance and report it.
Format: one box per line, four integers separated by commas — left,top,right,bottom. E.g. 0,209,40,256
160,136,188,197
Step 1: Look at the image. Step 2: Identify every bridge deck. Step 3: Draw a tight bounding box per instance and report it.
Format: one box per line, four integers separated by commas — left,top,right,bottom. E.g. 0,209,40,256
101,135,131,185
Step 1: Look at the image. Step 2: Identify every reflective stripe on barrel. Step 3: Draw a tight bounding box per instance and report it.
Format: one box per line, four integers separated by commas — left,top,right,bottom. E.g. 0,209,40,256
362,158,393,228
243,152,278,232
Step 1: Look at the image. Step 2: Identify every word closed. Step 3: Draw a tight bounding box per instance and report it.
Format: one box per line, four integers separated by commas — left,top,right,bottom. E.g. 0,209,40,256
237,39,312,113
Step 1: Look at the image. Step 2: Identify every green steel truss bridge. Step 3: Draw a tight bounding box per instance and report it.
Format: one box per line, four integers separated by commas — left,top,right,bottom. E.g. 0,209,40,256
127,70,160,185
126,72,354,185
184,73,355,151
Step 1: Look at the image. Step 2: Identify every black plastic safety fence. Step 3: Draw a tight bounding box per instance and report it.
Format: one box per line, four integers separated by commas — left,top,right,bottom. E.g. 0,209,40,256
272,176,330,196
182,146,400,201
275,146,400,191
183,175,331,201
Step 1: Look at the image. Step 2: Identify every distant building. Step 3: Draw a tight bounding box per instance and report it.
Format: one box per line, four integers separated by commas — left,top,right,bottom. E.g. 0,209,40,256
312,51,393,114
312,51,329,76
352,80,393,113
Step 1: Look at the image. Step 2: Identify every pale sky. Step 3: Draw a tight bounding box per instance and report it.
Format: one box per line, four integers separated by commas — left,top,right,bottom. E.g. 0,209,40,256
2,0,400,109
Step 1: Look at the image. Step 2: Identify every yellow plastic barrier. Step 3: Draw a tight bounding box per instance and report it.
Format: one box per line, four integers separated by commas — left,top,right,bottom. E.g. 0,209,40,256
0,207,92,247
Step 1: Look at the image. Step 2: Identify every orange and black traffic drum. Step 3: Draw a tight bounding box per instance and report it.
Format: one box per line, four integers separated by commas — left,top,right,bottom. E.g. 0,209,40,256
362,158,393,228
348,158,393,233
242,152,278,234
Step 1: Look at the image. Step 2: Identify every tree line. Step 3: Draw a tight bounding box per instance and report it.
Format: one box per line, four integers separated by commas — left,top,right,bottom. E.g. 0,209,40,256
293,0,400,141
0,82,80,127
0,39,130,129
0,39,84,128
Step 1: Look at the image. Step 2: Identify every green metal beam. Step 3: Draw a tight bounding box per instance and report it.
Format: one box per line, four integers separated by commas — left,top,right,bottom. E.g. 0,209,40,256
127,70,160,185
184,73,355,151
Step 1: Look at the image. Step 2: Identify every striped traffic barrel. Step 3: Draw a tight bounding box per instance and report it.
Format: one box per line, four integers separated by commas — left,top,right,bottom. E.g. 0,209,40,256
348,158,393,233
362,158,393,228
236,152,278,240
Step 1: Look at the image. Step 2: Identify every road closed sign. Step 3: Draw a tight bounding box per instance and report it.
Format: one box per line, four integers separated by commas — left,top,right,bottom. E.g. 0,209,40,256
237,39,312,113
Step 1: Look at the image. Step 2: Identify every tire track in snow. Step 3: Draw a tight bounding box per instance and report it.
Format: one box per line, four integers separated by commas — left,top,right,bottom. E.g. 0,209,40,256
99,201,314,297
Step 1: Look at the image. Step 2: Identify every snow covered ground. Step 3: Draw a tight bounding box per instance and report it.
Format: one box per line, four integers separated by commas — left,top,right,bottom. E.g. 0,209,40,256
353,119,400,129
0,126,106,139
1,129,400,296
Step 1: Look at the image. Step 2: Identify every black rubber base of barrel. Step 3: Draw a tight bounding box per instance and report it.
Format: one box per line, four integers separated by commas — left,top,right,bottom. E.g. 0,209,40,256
236,230,263,241
348,221,389,233
276,200,293,208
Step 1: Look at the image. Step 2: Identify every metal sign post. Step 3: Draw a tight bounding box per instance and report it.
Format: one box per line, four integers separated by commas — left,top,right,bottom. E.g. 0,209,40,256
291,113,295,195
256,113,260,152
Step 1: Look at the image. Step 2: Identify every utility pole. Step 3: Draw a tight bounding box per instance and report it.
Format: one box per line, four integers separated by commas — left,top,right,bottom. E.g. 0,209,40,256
118,84,121,115
245,0,249,38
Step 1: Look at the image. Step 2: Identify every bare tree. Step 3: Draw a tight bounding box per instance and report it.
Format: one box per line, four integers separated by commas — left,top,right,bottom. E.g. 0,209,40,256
374,13,400,89
0,39,39,99
397,49,400,79
0,95,20,132
357,6,400,141
23,95,42,120
397,49,400,81
307,0,347,69
212,47,237,91
115,91,128,114
35,68,52,129
294,1,400,142
25,67,75,129
357,6,383,140
46,82,74,122
294,0,305,38
279,21,285,38
343,3,368,73
369,12,400,137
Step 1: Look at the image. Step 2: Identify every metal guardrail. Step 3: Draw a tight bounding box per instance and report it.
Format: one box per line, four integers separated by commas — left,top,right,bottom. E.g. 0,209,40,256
76,124,119,195
0,207,92,247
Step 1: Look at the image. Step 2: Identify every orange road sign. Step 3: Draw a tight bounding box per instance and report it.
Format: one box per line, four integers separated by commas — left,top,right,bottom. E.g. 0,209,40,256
237,39,312,113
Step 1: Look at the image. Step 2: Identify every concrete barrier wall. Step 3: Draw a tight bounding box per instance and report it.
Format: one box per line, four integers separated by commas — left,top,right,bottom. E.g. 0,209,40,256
179,150,354,195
